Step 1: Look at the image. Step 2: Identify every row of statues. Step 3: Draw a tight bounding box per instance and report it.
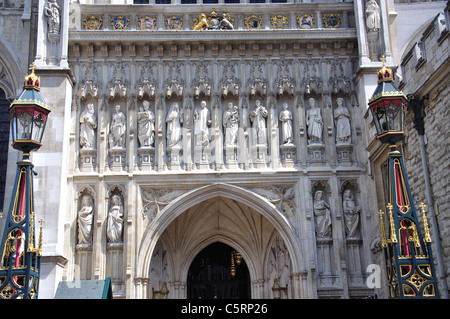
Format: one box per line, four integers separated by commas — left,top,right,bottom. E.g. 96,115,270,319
313,189,361,239
77,186,361,245
79,97,352,151
78,194,124,245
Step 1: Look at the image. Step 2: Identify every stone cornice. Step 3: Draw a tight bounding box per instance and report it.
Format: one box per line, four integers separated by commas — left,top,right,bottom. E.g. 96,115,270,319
69,29,357,43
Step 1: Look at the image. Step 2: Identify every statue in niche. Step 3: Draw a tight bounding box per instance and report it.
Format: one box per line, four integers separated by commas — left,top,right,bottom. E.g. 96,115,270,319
306,97,323,145
365,0,381,32
77,194,94,245
137,100,155,148
250,100,268,145
343,189,361,238
44,0,61,35
334,98,351,144
194,100,212,146
109,105,126,149
107,194,124,244
166,102,183,147
223,102,239,147
313,190,332,238
279,103,293,145
79,103,97,149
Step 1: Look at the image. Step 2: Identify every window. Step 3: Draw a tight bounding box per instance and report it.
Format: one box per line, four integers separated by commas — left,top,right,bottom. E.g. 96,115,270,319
203,0,219,3
155,0,171,4
0,89,10,212
133,0,149,3
181,0,197,3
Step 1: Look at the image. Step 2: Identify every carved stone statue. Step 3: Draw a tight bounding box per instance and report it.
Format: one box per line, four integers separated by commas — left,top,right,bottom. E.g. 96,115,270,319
78,195,94,245
193,13,209,30
343,189,361,238
137,100,155,148
107,194,124,244
306,97,323,145
365,0,381,32
194,100,212,146
250,100,268,145
313,190,332,238
109,105,126,148
334,98,351,144
223,102,239,147
79,103,97,149
166,102,183,147
44,0,61,35
279,103,293,145
220,14,234,30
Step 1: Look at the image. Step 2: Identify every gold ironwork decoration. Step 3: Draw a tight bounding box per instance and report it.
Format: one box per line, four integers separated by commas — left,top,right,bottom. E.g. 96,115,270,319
323,14,341,28
387,203,397,243
378,209,388,247
271,15,288,29
297,14,315,29
166,16,183,30
111,16,129,30
83,16,102,30
419,203,432,243
244,15,262,30
138,16,156,30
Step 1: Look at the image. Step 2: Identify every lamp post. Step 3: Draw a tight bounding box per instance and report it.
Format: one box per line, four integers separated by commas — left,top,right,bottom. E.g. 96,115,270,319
368,58,440,298
0,63,51,299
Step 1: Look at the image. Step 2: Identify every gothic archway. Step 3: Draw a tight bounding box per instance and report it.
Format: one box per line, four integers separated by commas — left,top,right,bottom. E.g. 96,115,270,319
138,183,306,299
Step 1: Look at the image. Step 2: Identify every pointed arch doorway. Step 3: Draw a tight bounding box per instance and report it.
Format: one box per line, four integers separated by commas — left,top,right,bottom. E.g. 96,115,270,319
187,242,250,299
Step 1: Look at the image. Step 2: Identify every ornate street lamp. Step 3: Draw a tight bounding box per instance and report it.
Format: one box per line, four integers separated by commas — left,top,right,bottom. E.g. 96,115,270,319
0,64,50,299
368,58,440,298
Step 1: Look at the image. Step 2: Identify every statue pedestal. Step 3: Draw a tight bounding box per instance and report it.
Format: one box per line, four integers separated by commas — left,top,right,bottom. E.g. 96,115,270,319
106,242,125,297
80,148,97,172
75,244,93,280
194,145,211,170
251,144,267,169
166,144,182,170
367,31,380,62
109,147,126,171
138,146,155,170
336,143,353,166
307,143,325,165
280,143,296,168
224,145,238,169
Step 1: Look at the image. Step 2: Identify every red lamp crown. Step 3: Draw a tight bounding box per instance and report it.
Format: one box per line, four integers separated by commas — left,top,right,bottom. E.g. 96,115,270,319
23,63,40,91
377,56,394,84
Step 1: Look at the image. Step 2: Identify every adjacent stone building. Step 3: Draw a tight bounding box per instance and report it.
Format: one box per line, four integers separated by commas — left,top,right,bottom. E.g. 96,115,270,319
0,0,448,299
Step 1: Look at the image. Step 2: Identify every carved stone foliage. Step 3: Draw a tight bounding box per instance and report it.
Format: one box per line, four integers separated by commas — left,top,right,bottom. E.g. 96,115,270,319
108,61,128,99
141,187,186,222
250,185,296,219
79,61,100,100
137,60,156,100
192,59,212,99
220,59,240,98
248,59,267,97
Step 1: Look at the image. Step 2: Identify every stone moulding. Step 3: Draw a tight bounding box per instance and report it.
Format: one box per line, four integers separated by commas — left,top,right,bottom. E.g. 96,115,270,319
69,29,357,43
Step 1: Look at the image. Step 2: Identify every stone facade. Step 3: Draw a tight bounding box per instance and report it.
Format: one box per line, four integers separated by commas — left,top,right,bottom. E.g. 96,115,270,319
399,4,450,296
0,0,449,299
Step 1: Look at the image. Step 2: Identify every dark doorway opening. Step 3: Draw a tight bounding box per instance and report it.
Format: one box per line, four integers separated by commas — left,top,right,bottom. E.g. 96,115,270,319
187,242,250,299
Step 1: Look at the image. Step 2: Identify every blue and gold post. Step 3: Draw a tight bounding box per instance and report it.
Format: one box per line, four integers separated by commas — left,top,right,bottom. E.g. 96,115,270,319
0,64,50,299
369,58,439,298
